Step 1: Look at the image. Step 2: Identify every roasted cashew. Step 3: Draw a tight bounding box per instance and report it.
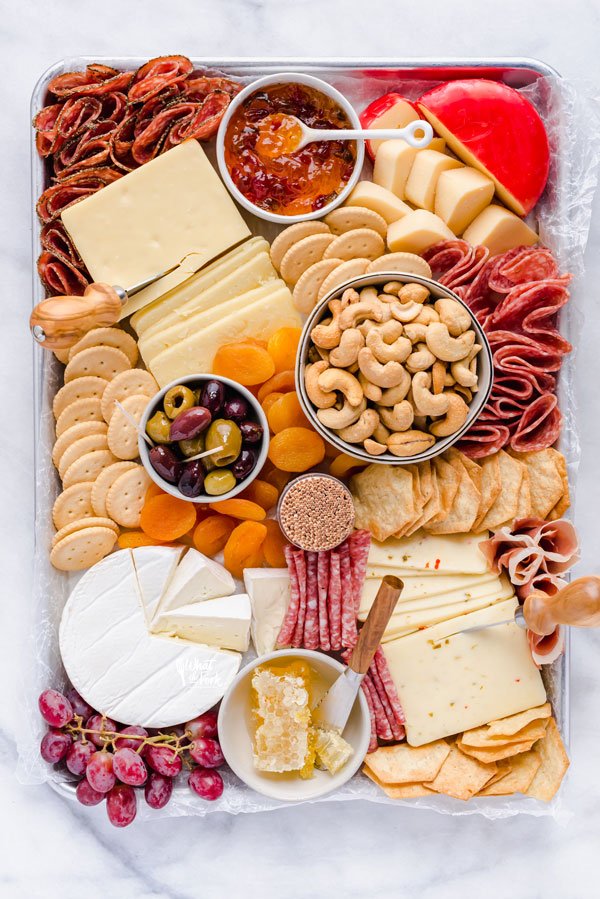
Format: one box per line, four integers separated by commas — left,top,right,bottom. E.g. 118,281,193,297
429,392,470,437
329,328,365,367
387,430,435,457
377,400,414,432
431,360,447,395
403,322,428,344
450,353,478,387
399,283,429,305
390,300,421,323
412,371,450,416
434,297,472,336
317,397,367,429
364,438,388,456
340,288,360,309
358,371,383,403
359,287,379,303
305,361,337,409
444,371,456,387
378,370,412,405
358,319,377,338
382,281,403,297
357,348,407,389
339,298,385,330
425,322,475,362
373,421,391,444
453,384,473,403
366,327,412,364
414,306,440,325
337,408,380,443
311,300,342,349
406,342,436,373
317,367,364,406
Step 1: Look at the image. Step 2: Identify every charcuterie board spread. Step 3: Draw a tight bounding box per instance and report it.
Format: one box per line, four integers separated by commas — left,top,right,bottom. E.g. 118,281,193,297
30,55,597,827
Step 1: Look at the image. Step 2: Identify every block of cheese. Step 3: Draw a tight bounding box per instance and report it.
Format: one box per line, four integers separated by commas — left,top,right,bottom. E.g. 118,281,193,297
387,210,455,255
462,204,538,256
373,139,449,200
149,283,302,387
131,545,183,624
61,141,251,318
367,532,490,575
383,598,547,745
435,166,495,234
140,279,283,364
345,181,412,224
404,149,463,212
131,237,269,336
154,548,235,620
358,571,499,619
153,593,252,652
243,568,290,656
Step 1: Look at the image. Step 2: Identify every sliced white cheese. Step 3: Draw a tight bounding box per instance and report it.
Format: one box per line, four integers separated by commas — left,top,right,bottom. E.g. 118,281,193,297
358,571,499,618
131,545,183,624
243,568,290,656
462,204,538,257
154,548,235,620
387,209,455,254
368,532,491,575
153,593,251,652
382,579,514,633
404,149,463,212
383,598,546,746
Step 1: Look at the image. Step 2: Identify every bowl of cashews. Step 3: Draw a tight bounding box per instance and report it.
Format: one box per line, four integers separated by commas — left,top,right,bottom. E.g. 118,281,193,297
296,272,493,464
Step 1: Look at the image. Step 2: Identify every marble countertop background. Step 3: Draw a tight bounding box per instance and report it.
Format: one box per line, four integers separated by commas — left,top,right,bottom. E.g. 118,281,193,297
2,1,600,896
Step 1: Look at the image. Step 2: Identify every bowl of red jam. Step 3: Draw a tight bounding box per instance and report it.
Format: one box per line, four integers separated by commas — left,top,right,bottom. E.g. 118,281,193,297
217,73,364,224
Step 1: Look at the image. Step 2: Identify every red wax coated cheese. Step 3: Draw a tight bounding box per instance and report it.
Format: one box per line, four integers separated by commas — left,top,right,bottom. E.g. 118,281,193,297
360,92,419,161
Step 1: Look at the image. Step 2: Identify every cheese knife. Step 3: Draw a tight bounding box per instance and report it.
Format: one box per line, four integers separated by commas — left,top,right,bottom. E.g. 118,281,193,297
311,575,403,734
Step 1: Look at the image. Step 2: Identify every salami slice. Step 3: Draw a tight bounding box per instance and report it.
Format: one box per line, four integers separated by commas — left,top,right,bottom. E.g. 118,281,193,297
368,659,404,741
458,422,511,459
36,167,122,223
488,246,559,291
276,545,300,647
292,550,308,648
374,647,406,727
303,552,320,651
510,393,562,452
128,55,194,105
340,541,358,649
48,65,133,99
37,252,89,296
360,679,378,753
364,672,393,741
328,551,343,651
348,529,371,612
317,551,331,651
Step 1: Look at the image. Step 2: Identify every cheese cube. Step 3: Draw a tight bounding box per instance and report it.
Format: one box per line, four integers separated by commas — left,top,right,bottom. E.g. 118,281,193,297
373,140,418,199
383,598,547,746
462,204,538,256
387,210,455,255
435,166,495,234
345,181,412,223
61,141,251,317
404,149,463,211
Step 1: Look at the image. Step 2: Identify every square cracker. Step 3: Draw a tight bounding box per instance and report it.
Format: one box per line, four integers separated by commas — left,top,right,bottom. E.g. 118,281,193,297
425,744,497,801
425,453,480,535
351,464,415,541
525,718,570,801
459,719,548,749
473,453,501,532
363,766,436,798
457,737,539,763
395,465,424,538
478,749,541,796
364,740,450,784
547,451,570,520
478,450,524,530
509,448,565,520
515,467,532,519
428,456,459,524
487,702,552,737
403,461,437,537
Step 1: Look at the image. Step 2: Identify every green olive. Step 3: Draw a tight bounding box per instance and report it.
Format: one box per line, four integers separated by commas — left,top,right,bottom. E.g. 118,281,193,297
178,434,205,458
204,419,242,467
146,410,172,444
163,385,196,419
204,469,236,496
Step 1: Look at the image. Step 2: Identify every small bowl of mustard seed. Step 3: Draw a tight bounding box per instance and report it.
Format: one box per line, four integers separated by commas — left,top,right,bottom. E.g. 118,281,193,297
277,473,355,551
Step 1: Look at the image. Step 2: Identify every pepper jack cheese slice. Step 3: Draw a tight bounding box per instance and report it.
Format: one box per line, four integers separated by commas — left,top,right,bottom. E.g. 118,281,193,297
61,141,251,318
359,571,500,619
367,532,490,574
435,166,495,234
345,181,412,224
404,149,463,212
462,204,538,257
383,598,546,746
387,210,455,255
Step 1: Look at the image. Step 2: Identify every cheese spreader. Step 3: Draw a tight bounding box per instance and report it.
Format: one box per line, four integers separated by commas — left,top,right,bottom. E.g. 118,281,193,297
311,575,403,734
447,576,600,638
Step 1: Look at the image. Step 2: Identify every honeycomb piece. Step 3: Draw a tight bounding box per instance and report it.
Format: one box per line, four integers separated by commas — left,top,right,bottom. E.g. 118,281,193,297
252,661,315,777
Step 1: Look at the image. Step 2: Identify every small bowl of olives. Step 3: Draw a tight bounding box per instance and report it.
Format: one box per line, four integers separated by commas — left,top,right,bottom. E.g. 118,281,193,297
138,374,269,503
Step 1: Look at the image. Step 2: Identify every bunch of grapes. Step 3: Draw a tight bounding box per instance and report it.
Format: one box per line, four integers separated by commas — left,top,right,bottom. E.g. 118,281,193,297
38,686,225,827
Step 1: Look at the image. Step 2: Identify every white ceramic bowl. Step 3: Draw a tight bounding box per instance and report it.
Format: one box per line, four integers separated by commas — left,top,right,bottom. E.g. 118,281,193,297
296,272,494,466
216,72,365,225
218,649,371,802
138,373,269,504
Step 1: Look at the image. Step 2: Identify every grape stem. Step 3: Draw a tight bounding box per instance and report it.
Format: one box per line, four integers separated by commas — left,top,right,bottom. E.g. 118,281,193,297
65,714,195,756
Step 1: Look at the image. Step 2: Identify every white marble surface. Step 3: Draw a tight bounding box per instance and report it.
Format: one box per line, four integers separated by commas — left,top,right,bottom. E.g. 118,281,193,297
2,0,600,896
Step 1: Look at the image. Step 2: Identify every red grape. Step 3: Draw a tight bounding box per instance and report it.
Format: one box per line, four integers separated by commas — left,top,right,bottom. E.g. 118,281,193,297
144,772,173,810
86,714,117,747
106,784,137,827
40,728,72,764
114,725,148,751
189,738,224,768
144,745,182,777
113,748,147,786
86,750,116,793
76,779,104,807
38,689,73,728
65,687,94,720
188,767,223,801
65,739,95,775
185,710,218,741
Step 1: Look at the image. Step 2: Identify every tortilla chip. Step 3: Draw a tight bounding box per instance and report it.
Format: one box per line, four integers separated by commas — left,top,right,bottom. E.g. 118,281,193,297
364,740,450,784
363,766,436,798
515,467,532,518
425,744,497,801
525,718,569,801
473,453,502,532
486,703,552,737
429,456,460,524
478,450,524,530
478,749,541,796
457,737,539,763
351,464,415,541
509,448,565,519
425,454,480,535
460,719,548,749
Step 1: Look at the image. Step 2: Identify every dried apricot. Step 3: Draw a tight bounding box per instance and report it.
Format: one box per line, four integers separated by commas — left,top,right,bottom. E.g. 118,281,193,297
117,531,169,549
193,514,236,556
239,478,279,511
213,341,275,386
223,521,267,578
140,494,197,541
261,391,285,417
262,465,292,493
257,370,296,403
268,427,325,472
267,327,302,373
329,453,368,480
267,391,309,434
145,482,166,502
208,498,266,521
263,519,289,567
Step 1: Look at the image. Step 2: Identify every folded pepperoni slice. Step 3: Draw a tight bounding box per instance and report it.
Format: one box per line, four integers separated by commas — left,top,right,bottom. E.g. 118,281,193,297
457,422,511,459
128,55,194,105
40,221,82,266
510,393,562,452
36,167,122,222
184,75,241,101
48,65,133,98
167,91,232,144
37,252,89,295
53,120,116,179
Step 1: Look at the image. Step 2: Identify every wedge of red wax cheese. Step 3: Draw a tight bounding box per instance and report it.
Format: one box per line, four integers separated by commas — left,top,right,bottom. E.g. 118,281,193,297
360,93,419,161
417,79,550,216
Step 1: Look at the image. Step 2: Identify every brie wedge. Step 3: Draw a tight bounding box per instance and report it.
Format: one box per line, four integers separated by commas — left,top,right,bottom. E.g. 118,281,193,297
152,593,252,652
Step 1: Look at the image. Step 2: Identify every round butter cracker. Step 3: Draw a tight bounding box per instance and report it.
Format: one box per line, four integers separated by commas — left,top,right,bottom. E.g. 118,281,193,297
292,258,343,314
64,345,132,383
63,449,118,489
52,516,119,549
58,433,109,481
52,421,108,469
367,253,433,279
50,526,117,571
68,327,139,366
92,461,139,517
270,221,331,271
324,206,387,237
106,465,151,528
53,376,108,420
279,233,336,286
52,482,95,530
101,369,159,423
107,394,149,460
323,228,385,262
55,397,104,438
317,258,372,301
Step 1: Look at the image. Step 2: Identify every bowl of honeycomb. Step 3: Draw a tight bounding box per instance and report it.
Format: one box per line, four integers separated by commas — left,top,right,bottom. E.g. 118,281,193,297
218,649,371,801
